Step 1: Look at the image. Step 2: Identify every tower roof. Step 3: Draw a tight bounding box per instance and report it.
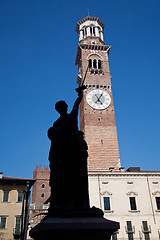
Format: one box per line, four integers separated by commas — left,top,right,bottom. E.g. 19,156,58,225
76,16,105,33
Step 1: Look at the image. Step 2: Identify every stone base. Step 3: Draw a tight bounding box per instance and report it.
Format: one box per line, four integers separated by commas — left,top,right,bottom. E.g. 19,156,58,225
29,217,120,240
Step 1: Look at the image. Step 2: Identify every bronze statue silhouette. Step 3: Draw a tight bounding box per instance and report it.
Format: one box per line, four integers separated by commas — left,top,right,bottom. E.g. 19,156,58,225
48,87,103,217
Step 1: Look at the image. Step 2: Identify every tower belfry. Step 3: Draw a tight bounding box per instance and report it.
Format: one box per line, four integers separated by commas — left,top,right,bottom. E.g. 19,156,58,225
75,16,121,171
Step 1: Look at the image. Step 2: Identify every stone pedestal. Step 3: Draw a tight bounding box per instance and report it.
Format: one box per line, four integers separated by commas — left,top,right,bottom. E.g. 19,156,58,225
29,217,120,240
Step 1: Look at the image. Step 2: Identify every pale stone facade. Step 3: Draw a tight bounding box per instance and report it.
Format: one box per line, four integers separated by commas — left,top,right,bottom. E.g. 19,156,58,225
88,170,160,239
0,172,34,240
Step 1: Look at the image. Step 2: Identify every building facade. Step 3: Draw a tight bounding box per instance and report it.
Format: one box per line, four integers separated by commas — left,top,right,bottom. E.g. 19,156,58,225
30,16,160,240
89,169,160,240
0,172,34,240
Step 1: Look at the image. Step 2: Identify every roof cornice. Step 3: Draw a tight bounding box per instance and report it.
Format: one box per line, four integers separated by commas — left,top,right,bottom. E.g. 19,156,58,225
0,177,35,188
88,171,160,177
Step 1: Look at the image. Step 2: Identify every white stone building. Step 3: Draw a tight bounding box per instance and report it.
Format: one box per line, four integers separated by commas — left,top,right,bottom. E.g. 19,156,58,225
89,169,160,240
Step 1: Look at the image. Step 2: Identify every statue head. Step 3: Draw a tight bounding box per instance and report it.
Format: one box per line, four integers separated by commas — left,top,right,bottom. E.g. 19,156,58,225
55,101,68,116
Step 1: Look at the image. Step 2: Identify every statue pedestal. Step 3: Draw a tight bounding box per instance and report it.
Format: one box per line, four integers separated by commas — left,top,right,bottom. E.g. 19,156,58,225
29,217,120,240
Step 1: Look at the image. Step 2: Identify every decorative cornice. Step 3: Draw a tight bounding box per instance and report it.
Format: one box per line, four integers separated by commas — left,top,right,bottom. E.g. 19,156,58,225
88,171,160,177
152,191,160,196
101,190,112,196
126,191,138,196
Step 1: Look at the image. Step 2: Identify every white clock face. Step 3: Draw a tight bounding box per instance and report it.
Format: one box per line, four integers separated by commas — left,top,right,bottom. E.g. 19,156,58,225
86,89,111,110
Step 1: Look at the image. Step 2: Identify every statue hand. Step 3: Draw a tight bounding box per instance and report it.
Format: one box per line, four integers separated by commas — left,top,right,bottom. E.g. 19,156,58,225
75,85,86,94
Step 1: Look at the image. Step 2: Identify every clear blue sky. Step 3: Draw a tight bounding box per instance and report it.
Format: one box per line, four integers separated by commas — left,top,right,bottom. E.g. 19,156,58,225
0,0,160,179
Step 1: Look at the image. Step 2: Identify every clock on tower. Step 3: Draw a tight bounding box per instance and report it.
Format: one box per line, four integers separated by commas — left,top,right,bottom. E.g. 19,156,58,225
75,16,121,172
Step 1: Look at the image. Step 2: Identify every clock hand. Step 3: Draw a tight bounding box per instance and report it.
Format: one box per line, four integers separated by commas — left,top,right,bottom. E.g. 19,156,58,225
95,94,99,103
95,93,103,104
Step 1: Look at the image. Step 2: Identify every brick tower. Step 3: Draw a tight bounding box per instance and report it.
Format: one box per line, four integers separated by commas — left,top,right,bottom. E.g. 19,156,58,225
75,16,121,171
32,165,50,205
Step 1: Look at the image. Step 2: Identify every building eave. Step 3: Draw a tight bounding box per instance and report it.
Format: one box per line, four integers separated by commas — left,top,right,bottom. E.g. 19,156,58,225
0,177,35,188
88,171,160,177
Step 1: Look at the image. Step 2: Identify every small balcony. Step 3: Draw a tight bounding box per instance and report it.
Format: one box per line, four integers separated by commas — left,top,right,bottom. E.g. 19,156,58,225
125,225,135,234
141,225,151,233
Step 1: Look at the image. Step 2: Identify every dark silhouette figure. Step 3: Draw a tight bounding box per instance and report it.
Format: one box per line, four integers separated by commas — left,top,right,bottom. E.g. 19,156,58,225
48,89,91,216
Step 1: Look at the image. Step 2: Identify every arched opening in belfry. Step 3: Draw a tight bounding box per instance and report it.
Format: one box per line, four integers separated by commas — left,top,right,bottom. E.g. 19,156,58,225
89,59,92,68
98,60,101,69
93,59,97,69
93,27,96,36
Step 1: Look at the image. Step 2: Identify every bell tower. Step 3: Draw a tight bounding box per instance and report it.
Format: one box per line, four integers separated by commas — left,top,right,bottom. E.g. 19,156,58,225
75,16,121,171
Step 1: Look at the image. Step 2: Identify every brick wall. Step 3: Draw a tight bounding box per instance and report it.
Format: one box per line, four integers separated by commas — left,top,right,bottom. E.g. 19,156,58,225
32,165,50,205
78,37,121,171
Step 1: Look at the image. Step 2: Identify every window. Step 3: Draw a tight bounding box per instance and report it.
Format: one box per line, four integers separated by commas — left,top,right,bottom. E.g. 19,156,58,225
90,27,92,35
98,60,101,69
93,27,96,36
0,217,7,229
156,197,160,210
89,59,92,68
17,192,23,202
142,221,150,240
84,28,87,36
144,233,150,240
130,197,137,210
3,191,9,202
112,233,117,240
41,193,44,198
104,197,110,210
142,221,149,231
14,216,21,234
126,221,134,240
42,184,45,189
93,59,97,69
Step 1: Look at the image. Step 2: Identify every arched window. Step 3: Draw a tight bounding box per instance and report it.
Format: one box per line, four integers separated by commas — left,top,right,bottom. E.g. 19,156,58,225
93,59,97,69
84,28,87,36
42,184,45,188
98,60,101,69
82,29,84,38
93,27,96,36
89,59,92,68
90,27,92,35
41,193,45,198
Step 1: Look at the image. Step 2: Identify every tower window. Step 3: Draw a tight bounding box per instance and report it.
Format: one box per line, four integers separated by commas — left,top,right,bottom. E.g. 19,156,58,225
82,29,84,38
98,60,102,69
93,27,96,36
129,197,137,210
104,197,110,210
84,28,87,37
90,27,92,35
42,184,45,189
93,59,97,69
41,193,45,198
156,197,160,210
89,59,92,68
